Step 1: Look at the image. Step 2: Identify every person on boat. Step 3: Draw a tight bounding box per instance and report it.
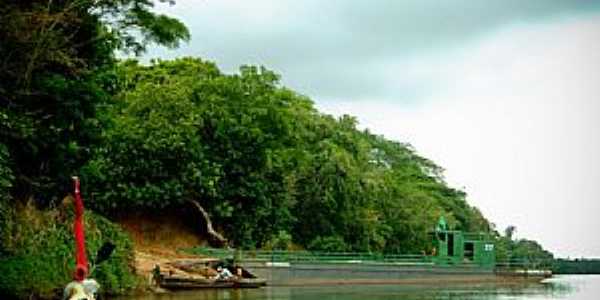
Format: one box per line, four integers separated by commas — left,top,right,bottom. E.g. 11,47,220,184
217,266,234,280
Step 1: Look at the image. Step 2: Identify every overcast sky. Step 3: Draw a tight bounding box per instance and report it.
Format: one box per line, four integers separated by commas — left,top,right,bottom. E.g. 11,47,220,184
148,0,600,258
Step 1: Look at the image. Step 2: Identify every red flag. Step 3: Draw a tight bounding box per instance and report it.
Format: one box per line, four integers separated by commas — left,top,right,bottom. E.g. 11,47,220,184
72,177,88,281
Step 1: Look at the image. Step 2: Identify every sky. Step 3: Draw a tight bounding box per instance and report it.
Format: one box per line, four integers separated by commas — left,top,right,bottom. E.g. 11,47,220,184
147,0,600,258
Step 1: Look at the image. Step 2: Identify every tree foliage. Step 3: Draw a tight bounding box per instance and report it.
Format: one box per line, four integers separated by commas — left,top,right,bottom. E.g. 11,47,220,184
1,1,189,298
0,0,189,203
494,225,553,267
83,58,496,253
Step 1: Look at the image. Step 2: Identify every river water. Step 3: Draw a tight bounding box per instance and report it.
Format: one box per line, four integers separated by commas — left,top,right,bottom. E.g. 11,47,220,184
118,275,600,300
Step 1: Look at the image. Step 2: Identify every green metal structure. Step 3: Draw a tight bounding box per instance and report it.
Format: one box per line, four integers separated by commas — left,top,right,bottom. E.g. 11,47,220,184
432,216,495,268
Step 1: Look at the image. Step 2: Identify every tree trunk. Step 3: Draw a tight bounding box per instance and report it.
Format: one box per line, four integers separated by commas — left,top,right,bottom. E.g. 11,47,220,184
187,199,229,248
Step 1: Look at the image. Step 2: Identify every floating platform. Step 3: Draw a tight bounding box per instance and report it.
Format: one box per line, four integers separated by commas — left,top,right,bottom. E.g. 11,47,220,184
189,220,552,287
192,243,552,287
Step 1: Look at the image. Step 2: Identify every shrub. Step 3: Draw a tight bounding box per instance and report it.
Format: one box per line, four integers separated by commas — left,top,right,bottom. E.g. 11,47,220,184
263,230,293,250
308,236,348,252
0,203,136,299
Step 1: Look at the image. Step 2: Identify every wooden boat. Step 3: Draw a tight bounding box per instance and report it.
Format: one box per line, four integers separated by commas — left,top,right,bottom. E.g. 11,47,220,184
233,277,267,288
159,276,266,290
160,276,234,290
156,261,267,290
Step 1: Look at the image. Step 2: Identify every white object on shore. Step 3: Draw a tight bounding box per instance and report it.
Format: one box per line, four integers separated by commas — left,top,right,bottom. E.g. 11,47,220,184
217,266,233,280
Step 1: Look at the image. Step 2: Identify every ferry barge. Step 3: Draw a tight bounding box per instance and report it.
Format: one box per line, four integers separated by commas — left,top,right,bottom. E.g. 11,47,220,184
195,219,551,286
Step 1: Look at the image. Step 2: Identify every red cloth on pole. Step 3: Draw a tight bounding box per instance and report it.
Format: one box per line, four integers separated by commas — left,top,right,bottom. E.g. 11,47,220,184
73,177,88,281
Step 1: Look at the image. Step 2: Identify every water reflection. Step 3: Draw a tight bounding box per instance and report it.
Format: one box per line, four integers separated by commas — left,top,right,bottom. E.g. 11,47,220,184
116,275,600,300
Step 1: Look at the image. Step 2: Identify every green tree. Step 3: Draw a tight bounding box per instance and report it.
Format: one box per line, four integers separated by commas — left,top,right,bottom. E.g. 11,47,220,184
0,0,189,203
0,1,189,297
83,58,500,253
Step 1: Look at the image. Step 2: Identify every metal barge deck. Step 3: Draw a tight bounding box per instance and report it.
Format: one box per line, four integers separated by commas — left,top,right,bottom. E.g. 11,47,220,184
192,248,551,286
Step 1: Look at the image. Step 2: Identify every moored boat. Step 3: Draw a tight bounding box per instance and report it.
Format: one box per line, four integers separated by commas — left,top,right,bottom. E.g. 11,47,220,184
160,276,234,289
233,277,267,288
159,275,266,290
155,260,266,290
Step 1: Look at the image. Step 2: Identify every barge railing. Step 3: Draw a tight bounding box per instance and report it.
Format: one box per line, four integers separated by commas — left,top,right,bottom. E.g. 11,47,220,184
191,247,432,263
190,247,467,266
189,247,551,270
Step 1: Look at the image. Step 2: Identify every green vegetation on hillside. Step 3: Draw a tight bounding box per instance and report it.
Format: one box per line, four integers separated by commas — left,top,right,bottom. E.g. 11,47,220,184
79,58,493,254
1,0,188,298
0,0,189,203
488,226,552,268
0,204,135,299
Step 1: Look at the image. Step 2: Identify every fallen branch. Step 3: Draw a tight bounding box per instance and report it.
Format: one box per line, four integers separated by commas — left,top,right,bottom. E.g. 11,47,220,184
186,199,229,248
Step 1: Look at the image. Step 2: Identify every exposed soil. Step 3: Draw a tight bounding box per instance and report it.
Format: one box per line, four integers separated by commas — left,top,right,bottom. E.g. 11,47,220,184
113,211,214,282
116,211,206,251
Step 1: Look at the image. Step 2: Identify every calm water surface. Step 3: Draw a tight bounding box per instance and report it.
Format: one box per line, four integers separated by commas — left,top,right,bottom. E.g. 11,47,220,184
117,275,600,300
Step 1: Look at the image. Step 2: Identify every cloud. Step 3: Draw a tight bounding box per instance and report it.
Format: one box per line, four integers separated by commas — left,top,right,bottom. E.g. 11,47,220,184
150,0,600,103
318,16,600,257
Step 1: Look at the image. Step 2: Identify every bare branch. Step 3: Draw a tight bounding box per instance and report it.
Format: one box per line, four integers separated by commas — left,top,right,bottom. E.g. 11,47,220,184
186,199,229,248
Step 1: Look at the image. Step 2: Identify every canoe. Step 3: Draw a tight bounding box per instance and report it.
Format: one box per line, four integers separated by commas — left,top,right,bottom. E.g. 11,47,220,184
160,276,234,290
160,275,266,290
233,277,267,288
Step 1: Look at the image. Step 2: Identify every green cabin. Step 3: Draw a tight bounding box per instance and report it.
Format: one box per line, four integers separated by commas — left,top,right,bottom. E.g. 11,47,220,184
432,217,495,268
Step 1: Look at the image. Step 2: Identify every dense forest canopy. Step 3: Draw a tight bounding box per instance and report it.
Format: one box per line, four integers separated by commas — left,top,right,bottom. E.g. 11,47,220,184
0,0,188,203
78,58,494,252
0,1,555,298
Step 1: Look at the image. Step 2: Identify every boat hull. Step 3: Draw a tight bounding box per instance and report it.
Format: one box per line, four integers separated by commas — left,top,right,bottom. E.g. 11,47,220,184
160,277,234,290
240,261,549,286
159,276,267,290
